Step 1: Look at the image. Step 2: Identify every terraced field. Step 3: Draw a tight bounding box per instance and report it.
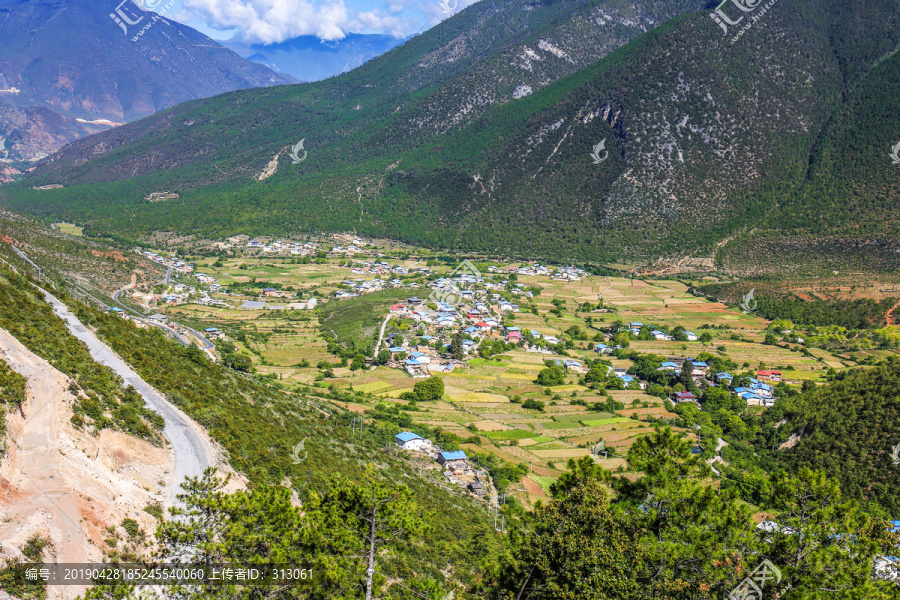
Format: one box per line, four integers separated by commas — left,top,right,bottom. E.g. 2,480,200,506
147,258,854,506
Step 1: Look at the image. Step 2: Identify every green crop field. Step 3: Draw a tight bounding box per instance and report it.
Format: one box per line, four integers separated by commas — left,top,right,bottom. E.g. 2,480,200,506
484,430,553,442
529,475,558,495
582,417,637,427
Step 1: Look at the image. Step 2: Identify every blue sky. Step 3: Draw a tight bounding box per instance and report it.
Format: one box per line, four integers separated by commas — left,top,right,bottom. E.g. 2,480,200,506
141,0,478,43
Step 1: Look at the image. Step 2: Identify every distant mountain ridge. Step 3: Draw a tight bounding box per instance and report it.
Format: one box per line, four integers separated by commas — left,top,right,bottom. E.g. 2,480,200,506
3,0,899,272
0,0,295,162
221,34,407,82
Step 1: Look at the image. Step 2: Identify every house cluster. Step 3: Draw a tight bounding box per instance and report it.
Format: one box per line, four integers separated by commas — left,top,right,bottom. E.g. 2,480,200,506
427,274,523,308
334,277,419,299
669,363,778,408
195,272,225,293
394,432,487,497
622,321,699,341
138,250,194,274
383,295,528,377
215,234,321,256
549,357,588,374
349,261,427,277
151,283,194,305
144,191,179,202
487,263,587,281
203,327,227,341
330,238,375,256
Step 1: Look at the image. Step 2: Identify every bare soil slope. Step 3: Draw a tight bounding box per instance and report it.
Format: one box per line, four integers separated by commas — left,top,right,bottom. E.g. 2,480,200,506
0,328,170,600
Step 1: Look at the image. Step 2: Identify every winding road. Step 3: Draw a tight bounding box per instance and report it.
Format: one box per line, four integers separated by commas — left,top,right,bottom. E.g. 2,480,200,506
111,285,143,317
41,289,213,505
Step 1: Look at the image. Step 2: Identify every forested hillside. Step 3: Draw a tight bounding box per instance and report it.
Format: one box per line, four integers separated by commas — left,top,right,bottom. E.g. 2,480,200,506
7,0,898,267
723,360,900,516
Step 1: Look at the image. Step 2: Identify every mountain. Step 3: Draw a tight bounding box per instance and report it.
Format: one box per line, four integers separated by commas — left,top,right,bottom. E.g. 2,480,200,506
2,0,899,270
221,33,407,82
0,0,295,163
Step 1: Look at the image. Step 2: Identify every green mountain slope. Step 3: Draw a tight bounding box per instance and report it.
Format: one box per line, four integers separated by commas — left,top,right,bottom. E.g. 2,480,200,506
2,0,899,267
733,361,900,516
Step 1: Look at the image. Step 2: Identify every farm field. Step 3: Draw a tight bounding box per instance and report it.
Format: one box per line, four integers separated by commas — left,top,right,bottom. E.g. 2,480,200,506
148,255,859,506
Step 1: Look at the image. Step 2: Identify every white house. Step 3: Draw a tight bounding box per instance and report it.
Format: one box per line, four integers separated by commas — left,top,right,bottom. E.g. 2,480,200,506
395,431,431,451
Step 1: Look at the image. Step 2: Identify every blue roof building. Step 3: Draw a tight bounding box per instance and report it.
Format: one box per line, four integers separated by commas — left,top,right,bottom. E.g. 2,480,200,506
395,432,421,443
438,450,467,464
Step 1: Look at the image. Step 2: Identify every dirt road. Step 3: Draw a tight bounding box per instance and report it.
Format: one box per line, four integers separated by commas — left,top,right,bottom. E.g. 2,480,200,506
41,290,214,505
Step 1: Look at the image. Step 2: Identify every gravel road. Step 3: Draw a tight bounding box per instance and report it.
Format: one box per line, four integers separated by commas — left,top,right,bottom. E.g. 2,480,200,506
42,290,213,506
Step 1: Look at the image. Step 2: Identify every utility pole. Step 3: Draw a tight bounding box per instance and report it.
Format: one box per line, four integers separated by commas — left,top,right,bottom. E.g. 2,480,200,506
365,504,377,600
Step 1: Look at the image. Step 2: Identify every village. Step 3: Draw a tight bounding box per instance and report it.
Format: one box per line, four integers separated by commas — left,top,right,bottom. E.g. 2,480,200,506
116,239,800,412
96,235,843,507
367,272,782,412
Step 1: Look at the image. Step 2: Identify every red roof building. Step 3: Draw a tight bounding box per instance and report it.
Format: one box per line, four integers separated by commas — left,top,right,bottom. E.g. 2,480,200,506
756,370,783,381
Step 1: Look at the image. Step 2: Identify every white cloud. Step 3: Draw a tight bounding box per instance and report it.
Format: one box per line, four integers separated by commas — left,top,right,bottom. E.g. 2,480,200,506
347,3,412,38
178,0,481,43
182,0,350,41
